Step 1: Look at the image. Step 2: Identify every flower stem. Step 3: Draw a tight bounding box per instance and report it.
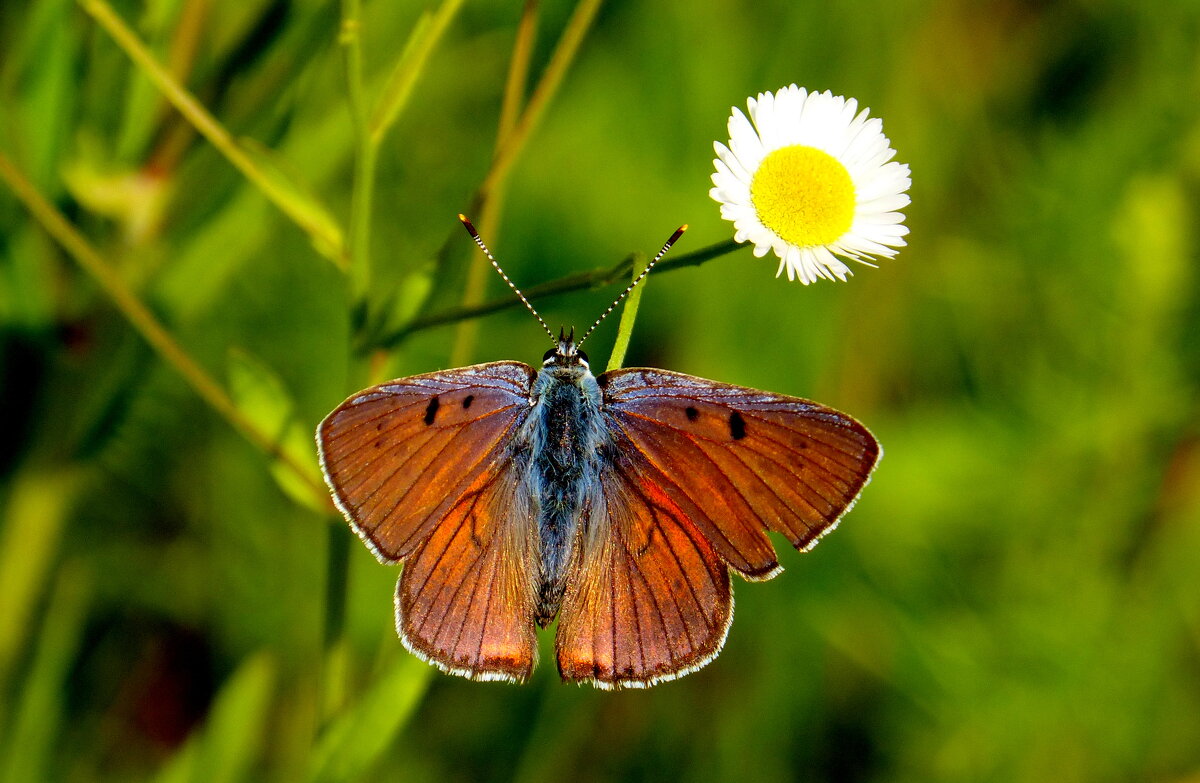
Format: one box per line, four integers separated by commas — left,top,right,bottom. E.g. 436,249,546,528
371,238,742,351
606,254,648,372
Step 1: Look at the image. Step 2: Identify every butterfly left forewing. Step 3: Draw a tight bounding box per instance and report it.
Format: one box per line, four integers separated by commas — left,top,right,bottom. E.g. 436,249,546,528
318,362,535,562
555,451,732,689
598,368,881,580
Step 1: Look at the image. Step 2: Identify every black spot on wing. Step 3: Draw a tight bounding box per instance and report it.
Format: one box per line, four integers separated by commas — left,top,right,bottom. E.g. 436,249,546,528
729,410,746,440
462,394,474,409
424,396,440,425
685,406,699,422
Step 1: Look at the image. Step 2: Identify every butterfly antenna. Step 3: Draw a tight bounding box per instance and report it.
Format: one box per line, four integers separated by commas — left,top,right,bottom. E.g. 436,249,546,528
459,214,555,343
578,224,687,347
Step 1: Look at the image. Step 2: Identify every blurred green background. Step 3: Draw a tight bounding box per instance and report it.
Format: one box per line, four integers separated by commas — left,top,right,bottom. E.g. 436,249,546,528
2,0,1199,780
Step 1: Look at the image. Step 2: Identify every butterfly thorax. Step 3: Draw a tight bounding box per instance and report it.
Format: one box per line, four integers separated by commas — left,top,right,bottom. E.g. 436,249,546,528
527,337,608,627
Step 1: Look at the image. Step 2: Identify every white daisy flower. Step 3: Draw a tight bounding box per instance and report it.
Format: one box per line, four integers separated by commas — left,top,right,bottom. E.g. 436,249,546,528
710,85,911,284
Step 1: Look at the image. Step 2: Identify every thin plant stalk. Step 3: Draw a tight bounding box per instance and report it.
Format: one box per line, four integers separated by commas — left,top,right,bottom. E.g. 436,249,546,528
449,0,540,366
479,0,603,201
341,0,374,296
606,253,649,372
78,0,348,268
0,151,333,512
376,238,742,350
421,0,601,350
323,0,466,737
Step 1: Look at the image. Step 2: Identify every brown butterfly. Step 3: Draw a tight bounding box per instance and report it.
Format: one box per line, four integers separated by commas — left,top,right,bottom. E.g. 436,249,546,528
317,217,880,689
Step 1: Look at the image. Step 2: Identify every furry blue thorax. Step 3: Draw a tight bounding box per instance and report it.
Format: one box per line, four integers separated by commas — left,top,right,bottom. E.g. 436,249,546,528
524,335,608,626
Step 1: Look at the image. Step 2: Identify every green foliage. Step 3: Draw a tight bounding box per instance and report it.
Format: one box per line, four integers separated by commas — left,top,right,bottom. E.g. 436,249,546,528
2,0,1199,781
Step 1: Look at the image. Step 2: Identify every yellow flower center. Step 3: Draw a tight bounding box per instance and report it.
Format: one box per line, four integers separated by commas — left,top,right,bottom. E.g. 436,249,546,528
750,145,856,247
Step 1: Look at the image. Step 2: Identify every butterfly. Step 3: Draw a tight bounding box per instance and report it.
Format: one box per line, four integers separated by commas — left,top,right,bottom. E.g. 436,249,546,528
316,217,881,689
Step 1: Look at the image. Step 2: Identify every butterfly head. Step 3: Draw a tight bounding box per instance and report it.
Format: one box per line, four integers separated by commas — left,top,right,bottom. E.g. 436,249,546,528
542,327,590,377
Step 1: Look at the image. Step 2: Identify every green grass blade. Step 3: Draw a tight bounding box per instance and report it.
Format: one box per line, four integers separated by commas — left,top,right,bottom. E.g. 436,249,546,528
0,467,83,687
307,655,432,783
77,0,348,268
0,561,91,783
605,253,647,372
367,0,465,147
152,652,277,783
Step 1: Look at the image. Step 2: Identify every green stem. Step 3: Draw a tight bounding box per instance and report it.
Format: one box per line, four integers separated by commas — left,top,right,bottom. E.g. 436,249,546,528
479,0,603,201
319,522,351,726
446,0,544,367
371,238,741,351
605,254,648,371
322,524,351,651
367,0,466,146
341,0,374,296
79,0,348,268
350,144,377,297
0,151,333,512
448,1,539,366
496,1,540,146
419,0,604,316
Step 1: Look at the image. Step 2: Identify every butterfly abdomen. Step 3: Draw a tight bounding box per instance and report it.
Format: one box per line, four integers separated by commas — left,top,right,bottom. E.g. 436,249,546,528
529,368,607,626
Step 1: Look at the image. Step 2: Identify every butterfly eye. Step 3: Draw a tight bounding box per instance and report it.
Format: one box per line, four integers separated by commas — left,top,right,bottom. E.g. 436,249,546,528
542,348,557,363
577,349,589,364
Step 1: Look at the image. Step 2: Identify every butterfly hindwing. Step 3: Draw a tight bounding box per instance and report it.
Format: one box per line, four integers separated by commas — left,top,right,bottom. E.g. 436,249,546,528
555,443,732,688
396,458,539,682
318,362,540,681
597,368,881,579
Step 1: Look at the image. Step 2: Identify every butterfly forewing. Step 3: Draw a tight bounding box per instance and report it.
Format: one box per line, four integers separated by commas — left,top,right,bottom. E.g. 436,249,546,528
317,362,536,561
556,450,732,689
598,368,881,579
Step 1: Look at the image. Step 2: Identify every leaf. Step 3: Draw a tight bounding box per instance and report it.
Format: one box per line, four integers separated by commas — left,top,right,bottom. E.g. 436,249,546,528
237,138,348,266
10,0,76,193
0,467,83,686
78,0,348,269
0,561,90,783
368,0,466,146
227,348,326,512
384,266,435,335
306,655,432,783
